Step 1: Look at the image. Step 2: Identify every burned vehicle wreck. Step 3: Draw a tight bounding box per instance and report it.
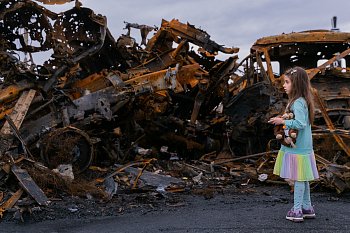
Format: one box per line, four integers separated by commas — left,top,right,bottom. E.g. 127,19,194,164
224,28,350,192
247,29,350,157
0,0,240,188
227,29,350,153
0,17,238,169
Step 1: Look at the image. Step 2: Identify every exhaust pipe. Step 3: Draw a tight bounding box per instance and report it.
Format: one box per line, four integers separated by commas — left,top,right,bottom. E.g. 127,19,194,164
331,16,340,32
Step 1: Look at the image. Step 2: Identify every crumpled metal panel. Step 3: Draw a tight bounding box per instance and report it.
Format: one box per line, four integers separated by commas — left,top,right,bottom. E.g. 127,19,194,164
0,0,57,52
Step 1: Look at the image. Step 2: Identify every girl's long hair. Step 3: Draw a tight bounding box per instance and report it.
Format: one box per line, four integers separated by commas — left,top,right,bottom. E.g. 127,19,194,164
284,66,315,124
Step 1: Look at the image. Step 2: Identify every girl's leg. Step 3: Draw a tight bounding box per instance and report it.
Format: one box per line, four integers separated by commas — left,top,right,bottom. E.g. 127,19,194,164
286,181,305,222
301,181,316,218
302,181,312,209
293,181,305,211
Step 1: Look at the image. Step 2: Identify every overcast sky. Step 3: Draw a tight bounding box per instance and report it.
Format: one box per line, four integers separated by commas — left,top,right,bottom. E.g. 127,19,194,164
40,0,350,61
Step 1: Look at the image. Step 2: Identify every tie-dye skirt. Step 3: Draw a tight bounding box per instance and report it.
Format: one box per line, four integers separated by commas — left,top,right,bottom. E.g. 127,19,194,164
273,150,319,181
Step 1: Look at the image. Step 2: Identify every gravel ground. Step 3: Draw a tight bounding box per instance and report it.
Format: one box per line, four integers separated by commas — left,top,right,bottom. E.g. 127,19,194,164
1,183,350,233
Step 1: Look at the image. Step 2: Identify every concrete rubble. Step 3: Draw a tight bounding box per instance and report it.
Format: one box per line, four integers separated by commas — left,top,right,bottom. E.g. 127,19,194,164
0,0,349,221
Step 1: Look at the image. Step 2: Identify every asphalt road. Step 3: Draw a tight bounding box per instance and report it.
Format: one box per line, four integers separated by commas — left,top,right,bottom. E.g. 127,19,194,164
1,185,350,233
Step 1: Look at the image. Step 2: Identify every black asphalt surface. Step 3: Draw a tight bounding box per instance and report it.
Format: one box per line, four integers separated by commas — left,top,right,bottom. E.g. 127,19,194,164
1,185,350,233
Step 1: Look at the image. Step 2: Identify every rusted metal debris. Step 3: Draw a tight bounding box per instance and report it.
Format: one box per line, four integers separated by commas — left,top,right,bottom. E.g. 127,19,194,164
11,165,49,206
0,189,23,218
0,0,350,220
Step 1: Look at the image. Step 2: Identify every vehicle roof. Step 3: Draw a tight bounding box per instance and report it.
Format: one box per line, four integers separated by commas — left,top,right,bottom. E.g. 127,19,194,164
253,30,350,47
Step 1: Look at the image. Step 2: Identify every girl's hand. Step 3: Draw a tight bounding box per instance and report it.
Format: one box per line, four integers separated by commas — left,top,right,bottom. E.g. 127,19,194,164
268,117,285,125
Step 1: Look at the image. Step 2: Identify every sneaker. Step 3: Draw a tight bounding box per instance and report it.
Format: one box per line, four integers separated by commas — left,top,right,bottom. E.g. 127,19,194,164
286,209,304,222
302,207,316,219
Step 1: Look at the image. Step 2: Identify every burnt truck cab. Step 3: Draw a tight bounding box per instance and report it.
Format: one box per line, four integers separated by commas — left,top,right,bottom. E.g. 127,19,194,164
253,30,350,124
225,30,350,159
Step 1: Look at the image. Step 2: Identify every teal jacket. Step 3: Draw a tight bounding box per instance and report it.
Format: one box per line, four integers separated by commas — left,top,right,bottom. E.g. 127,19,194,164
280,97,313,154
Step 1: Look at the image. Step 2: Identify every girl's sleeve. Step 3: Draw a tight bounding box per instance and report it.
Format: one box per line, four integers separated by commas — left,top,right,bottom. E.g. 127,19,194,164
284,99,308,129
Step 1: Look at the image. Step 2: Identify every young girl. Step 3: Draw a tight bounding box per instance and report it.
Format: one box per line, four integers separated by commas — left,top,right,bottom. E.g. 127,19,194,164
268,66,319,222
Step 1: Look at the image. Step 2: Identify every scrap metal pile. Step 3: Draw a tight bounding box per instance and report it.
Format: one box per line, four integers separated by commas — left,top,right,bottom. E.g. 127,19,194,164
0,0,349,220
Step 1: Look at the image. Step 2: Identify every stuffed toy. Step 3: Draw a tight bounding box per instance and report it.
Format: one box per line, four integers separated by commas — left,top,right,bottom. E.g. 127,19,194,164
273,112,298,148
